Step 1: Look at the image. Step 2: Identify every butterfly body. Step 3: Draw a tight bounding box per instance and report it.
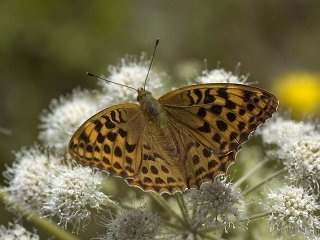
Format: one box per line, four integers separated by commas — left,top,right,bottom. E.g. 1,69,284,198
69,83,278,194
137,88,163,122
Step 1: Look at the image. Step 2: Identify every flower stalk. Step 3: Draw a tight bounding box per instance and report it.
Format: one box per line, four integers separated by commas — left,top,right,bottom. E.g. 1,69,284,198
243,168,287,196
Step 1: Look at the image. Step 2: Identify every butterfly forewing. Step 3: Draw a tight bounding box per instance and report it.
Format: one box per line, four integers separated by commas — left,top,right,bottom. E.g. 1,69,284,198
68,104,190,194
157,84,278,191
160,84,278,155
68,104,144,177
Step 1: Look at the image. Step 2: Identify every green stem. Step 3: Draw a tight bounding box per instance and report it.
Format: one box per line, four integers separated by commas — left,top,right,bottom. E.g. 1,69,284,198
149,193,188,228
161,219,186,231
0,191,80,240
175,192,190,224
233,158,269,188
243,168,287,196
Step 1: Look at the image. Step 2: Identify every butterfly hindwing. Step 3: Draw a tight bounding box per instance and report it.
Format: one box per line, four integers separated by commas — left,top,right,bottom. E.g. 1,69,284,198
68,104,144,178
167,119,237,190
160,84,278,155
126,121,189,194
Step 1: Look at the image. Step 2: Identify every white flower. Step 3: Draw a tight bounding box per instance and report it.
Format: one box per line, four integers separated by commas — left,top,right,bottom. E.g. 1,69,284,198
196,68,248,84
100,208,160,240
43,163,111,232
278,132,320,181
256,116,315,146
0,223,39,240
38,89,100,155
265,185,320,239
3,145,60,212
98,53,164,106
187,179,243,230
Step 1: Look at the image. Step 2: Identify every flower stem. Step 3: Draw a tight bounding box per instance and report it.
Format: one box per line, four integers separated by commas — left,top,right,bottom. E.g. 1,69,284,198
243,168,287,196
233,158,270,188
175,192,191,224
149,193,188,228
0,191,80,240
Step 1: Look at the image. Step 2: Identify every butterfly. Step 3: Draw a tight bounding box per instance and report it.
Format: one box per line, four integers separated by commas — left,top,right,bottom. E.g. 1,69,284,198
68,82,278,194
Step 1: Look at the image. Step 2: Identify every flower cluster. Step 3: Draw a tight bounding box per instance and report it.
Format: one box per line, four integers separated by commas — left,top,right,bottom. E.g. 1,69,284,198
38,89,101,154
0,223,39,240
196,68,248,84
98,53,164,106
101,208,160,240
258,115,320,238
3,145,60,212
265,185,320,239
258,115,320,183
3,145,110,232
43,164,111,231
188,179,243,231
256,115,316,146
279,133,320,182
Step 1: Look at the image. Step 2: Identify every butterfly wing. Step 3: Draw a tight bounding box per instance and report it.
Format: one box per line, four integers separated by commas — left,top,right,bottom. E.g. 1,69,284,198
159,83,278,187
68,103,189,194
68,104,145,178
125,120,189,194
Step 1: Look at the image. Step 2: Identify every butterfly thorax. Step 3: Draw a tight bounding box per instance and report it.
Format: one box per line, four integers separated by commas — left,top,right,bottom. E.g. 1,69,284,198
137,88,163,122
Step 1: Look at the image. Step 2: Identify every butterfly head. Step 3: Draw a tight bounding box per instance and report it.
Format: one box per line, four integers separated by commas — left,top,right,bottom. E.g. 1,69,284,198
137,88,152,103
137,87,162,120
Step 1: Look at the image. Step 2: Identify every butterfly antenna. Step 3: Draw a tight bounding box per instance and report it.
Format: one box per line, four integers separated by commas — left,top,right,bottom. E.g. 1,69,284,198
144,39,159,90
86,72,138,92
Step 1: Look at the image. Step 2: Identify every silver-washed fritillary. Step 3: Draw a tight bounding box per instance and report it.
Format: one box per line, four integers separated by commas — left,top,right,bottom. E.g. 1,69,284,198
68,82,278,194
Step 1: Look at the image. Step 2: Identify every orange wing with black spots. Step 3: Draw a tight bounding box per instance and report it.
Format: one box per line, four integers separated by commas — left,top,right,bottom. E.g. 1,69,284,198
68,104,144,178
68,103,193,194
160,84,278,189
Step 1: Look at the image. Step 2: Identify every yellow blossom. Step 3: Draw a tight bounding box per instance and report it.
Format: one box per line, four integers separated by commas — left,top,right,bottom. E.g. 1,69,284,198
272,72,320,117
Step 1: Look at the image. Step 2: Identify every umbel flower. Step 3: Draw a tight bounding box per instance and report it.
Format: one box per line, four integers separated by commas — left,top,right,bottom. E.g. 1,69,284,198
0,223,39,240
196,68,248,84
3,145,60,212
278,132,320,181
256,115,316,146
98,53,164,106
3,145,110,231
43,163,111,231
265,185,320,239
38,89,101,155
188,179,243,230
100,208,160,240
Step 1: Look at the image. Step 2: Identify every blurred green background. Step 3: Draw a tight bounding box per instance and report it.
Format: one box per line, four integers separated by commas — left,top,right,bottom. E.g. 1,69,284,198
1,0,320,235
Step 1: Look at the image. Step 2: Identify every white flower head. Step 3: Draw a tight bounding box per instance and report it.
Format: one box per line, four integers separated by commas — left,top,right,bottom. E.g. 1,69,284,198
278,132,320,181
100,208,160,240
38,88,100,155
256,115,316,146
43,163,111,232
265,185,320,239
187,179,243,231
98,53,164,106
0,223,39,240
196,68,248,84
3,145,60,212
